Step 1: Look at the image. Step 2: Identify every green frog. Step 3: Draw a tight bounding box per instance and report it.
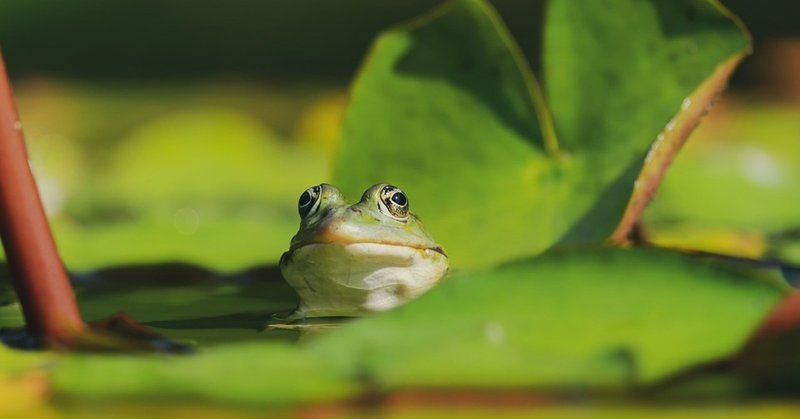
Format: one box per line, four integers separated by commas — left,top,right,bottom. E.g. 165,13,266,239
279,183,448,320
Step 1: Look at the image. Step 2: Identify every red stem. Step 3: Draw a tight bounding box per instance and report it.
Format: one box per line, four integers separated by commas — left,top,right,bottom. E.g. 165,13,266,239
0,49,85,343
750,290,800,341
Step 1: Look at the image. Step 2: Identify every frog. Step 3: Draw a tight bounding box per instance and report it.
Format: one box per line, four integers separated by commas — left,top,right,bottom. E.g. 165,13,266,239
278,183,448,320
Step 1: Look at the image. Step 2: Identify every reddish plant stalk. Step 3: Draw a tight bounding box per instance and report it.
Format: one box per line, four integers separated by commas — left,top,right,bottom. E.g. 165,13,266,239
0,50,85,343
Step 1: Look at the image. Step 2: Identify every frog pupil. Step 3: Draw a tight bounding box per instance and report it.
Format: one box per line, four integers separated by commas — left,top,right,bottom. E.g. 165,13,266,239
298,191,312,207
391,192,407,207
377,185,409,219
298,188,319,218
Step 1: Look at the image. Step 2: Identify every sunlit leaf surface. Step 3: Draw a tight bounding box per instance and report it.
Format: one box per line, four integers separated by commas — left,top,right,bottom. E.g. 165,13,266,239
47,249,782,404
0,0,788,416
334,0,748,269
311,248,782,388
0,264,298,346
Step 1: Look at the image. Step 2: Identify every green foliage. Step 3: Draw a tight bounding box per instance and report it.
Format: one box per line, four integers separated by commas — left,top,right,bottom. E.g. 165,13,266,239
49,248,783,404
0,341,44,374
52,343,359,406
53,109,325,270
0,265,298,346
3,82,334,271
545,0,747,157
644,104,800,261
100,109,302,205
0,0,787,414
312,248,783,388
334,0,749,270
646,105,800,230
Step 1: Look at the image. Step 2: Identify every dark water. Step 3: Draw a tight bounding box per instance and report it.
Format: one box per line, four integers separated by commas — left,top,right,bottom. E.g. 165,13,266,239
0,262,306,350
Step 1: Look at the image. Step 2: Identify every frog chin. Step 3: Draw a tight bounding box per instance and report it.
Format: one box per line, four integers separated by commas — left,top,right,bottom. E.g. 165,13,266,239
280,242,449,318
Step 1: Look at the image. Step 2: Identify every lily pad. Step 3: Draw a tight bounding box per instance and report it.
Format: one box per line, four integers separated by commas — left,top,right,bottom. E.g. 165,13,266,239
311,248,783,388
50,249,783,404
53,109,326,271
0,264,299,347
333,0,749,269
5,83,335,271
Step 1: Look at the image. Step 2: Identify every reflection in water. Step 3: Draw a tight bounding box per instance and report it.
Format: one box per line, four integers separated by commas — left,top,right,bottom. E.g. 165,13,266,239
266,317,352,344
0,261,311,348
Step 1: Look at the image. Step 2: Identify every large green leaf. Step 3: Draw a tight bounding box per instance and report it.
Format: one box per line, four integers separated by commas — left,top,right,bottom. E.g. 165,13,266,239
311,248,783,388
0,264,299,346
51,249,783,404
333,0,748,270
334,0,559,270
51,342,358,406
546,0,749,242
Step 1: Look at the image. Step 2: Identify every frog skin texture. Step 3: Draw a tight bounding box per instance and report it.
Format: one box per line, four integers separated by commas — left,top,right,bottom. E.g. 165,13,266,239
279,183,448,320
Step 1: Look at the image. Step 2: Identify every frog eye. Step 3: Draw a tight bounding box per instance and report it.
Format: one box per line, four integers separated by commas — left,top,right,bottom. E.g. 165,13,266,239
379,185,409,220
298,185,322,218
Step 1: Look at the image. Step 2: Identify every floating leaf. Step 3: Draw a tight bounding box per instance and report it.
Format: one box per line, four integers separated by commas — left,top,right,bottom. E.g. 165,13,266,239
51,249,783,404
0,346,53,418
40,109,329,271
312,248,783,388
52,342,358,406
0,264,298,346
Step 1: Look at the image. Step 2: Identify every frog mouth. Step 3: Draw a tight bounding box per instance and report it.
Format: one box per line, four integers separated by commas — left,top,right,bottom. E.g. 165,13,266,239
303,241,445,255
427,245,447,256
279,241,450,317
282,241,447,265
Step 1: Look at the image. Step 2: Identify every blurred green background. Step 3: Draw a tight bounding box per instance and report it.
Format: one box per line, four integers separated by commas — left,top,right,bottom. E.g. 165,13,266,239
0,1,799,416
1,0,799,271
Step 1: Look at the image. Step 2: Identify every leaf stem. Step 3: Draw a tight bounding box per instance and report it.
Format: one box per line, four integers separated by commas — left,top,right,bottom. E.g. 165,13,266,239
0,49,85,344
608,53,746,244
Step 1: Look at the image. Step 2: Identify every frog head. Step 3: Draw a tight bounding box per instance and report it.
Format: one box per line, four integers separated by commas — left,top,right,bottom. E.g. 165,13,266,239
279,183,448,319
